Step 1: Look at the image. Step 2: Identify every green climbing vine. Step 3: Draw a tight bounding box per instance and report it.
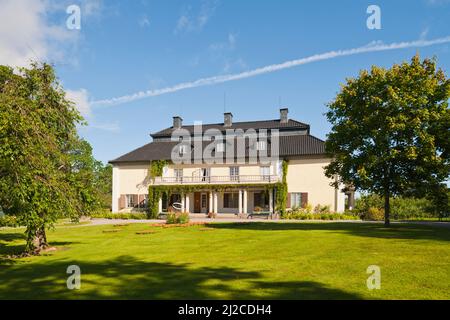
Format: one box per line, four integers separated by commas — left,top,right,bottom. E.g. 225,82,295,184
275,160,288,216
149,160,168,179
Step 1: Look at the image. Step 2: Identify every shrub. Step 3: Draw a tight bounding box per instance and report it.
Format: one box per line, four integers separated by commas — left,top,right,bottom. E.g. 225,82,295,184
355,194,434,220
314,204,331,213
0,215,19,227
177,212,190,224
364,207,385,221
166,212,178,224
166,212,190,224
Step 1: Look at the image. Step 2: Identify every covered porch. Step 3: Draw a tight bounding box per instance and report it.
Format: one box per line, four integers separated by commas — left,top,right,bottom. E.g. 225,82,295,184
159,187,276,216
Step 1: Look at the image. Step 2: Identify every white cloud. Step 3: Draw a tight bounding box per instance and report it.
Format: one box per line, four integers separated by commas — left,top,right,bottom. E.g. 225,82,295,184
0,0,103,68
66,87,119,132
174,0,219,33
91,35,450,107
138,14,150,28
66,88,91,118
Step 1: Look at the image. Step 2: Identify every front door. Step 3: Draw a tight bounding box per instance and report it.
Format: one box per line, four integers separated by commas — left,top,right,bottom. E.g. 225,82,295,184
194,192,201,213
201,193,208,213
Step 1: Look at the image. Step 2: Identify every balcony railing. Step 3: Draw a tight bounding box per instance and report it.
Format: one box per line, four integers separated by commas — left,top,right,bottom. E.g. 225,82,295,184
151,175,280,185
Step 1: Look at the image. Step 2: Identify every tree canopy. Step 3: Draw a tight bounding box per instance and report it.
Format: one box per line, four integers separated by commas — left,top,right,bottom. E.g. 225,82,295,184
0,63,104,253
325,55,450,225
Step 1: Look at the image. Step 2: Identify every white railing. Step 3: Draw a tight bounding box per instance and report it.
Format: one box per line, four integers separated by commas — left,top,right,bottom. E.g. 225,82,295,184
151,175,280,185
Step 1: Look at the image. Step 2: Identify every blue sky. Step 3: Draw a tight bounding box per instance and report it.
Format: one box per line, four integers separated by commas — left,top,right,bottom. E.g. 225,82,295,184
1,0,450,163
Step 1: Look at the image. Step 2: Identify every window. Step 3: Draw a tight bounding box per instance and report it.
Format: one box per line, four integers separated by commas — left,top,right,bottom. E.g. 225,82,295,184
254,192,269,209
126,194,135,208
201,168,210,182
290,193,302,208
175,169,183,182
143,195,149,208
201,193,207,208
223,193,239,208
229,166,239,181
256,140,266,151
216,142,225,153
260,166,270,181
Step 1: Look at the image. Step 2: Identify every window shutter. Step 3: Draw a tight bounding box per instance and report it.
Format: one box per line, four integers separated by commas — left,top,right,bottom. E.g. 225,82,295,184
133,194,139,208
286,192,291,208
119,195,125,210
301,193,308,208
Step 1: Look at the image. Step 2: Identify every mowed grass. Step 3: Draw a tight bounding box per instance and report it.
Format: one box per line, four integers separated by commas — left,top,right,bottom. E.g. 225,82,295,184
0,222,449,299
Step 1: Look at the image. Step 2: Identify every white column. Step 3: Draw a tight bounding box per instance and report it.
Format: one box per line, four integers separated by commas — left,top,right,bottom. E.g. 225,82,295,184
209,192,213,213
269,189,274,213
181,193,185,212
238,189,243,213
213,192,218,214
158,197,162,213
112,165,120,212
243,189,248,214
185,194,190,213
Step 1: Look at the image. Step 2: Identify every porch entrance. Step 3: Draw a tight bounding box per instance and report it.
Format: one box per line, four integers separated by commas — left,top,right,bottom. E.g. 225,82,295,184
194,192,209,213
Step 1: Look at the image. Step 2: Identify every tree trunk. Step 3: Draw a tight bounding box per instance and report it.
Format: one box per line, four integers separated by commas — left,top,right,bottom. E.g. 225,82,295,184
384,188,390,227
26,226,48,254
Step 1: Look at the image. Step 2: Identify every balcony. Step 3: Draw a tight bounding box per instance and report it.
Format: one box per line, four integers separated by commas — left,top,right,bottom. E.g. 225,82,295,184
151,175,281,185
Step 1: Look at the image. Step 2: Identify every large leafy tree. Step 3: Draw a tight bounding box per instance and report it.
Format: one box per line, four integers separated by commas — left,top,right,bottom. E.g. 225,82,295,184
0,63,98,253
325,56,450,226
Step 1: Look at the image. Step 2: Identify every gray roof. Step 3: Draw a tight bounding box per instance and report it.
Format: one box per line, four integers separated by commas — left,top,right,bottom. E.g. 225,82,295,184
151,119,310,138
109,134,326,163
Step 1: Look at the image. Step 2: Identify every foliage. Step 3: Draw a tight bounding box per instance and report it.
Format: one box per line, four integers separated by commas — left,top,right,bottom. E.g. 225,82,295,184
275,160,288,216
282,212,359,220
93,162,112,210
0,63,99,253
355,194,434,220
0,215,19,227
149,160,168,179
166,212,190,224
325,55,450,226
90,211,149,220
313,204,331,213
425,183,450,220
364,207,385,221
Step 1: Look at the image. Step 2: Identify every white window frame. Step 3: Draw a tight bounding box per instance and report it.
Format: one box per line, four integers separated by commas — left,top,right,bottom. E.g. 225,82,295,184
229,166,239,181
260,166,270,181
126,194,135,208
174,169,183,182
290,193,302,208
256,140,266,151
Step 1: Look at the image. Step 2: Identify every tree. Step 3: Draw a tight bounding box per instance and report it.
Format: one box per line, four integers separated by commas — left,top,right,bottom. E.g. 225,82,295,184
94,162,112,210
0,63,94,253
325,56,450,226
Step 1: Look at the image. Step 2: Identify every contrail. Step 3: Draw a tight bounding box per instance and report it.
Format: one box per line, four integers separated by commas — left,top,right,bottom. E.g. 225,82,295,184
91,36,450,106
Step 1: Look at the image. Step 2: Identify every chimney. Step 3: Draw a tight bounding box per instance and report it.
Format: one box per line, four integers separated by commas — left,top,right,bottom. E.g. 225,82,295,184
173,116,183,129
224,112,233,127
280,108,288,124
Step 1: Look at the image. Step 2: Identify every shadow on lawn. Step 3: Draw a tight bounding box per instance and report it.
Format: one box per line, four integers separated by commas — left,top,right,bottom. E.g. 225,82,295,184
206,222,450,242
0,254,363,299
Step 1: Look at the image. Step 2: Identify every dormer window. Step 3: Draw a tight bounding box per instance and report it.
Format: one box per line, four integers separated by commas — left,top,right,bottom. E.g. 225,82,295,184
256,140,266,151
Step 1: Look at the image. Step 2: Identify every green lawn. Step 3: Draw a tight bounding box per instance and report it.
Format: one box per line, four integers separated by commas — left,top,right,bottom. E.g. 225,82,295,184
0,222,449,299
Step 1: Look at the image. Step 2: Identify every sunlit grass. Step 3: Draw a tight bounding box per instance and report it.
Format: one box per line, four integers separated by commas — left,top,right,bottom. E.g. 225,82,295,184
0,222,449,299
